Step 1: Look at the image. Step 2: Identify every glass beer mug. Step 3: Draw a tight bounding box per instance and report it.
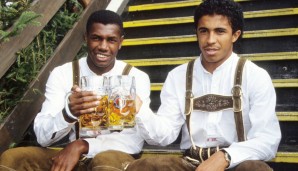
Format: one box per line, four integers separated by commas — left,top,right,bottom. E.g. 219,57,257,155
79,75,108,138
108,75,136,131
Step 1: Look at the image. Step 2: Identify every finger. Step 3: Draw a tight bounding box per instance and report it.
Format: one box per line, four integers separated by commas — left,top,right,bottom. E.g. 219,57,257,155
71,85,81,92
70,100,100,115
69,91,98,104
51,159,62,171
135,95,143,114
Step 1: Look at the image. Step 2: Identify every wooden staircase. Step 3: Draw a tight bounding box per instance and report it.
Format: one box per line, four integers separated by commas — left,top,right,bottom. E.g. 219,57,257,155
119,0,298,170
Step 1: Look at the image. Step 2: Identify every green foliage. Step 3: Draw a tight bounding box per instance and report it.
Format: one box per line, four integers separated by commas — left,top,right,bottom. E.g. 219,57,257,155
0,0,83,122
0,11,41,42
0,0,33,30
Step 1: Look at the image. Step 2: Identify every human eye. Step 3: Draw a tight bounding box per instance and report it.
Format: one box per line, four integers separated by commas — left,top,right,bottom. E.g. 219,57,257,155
108,37,118,43
89,35,101,41
197,28,208,34
216,28,226,34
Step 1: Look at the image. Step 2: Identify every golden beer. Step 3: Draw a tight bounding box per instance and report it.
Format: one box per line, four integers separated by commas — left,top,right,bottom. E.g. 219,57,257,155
107,75,136,131
108,97,136,130
79,95,108,138
79,75,108,138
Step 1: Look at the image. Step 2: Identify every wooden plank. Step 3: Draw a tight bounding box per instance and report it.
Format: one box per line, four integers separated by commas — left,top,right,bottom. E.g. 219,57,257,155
128,0,251,12
277,112,298,121
271,152,298,163
140,146,298,163
0,0,67,79
140,151,298,163
150,79,298,91
123,52,298,66
0,0,112,154
273,79,298,88
122,28,298,46
124,8,298,28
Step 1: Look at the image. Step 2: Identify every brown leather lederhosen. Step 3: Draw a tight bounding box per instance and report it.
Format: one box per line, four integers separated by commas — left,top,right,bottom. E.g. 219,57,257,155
72,60,133,139
184,58,247,163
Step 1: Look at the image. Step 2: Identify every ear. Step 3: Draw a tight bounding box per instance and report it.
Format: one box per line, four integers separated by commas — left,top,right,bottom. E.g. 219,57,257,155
232,30,241,43
118,35,124,50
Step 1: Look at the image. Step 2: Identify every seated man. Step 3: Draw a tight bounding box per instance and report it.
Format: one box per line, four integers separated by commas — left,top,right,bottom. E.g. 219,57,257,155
129,0,281,171
0,10,151,171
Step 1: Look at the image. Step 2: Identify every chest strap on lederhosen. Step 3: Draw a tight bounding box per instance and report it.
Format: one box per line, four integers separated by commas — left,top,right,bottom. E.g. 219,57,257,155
72,60,80,140
232,58,246,142
72,61,133,139
184,58,247,146
122,63,133,75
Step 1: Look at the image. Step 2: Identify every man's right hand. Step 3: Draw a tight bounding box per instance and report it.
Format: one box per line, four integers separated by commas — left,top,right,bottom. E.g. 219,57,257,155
195,151,228,171
135,95,143,114
68,85,101,117
51,139,89,171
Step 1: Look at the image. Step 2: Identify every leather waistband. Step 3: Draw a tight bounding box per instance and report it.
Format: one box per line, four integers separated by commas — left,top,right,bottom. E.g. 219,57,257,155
184,146,227,163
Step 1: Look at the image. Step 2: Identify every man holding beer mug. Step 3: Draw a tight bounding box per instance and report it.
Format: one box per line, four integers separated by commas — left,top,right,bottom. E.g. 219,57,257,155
0,10,151,171
128,0,281,170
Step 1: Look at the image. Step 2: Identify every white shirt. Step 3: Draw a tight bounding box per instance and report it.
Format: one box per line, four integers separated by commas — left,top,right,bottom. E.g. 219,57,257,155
34,57,151,157
136,53,281,168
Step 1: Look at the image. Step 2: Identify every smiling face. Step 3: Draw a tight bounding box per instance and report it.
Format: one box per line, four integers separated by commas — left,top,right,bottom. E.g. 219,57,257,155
196,14,241,73
86,23,123,75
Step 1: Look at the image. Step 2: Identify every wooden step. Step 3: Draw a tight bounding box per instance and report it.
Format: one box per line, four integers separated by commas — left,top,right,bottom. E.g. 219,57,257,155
141,145,298,163
277,112,298,121
149,79,298,91
122,28,298,46
124,8,298,28
123,52,298,66
141,151,298,164
49,145,298,163
128,0,250,12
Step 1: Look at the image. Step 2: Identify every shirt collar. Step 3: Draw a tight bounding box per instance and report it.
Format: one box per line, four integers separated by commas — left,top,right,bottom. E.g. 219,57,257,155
198,52,236,73
81,57,120,76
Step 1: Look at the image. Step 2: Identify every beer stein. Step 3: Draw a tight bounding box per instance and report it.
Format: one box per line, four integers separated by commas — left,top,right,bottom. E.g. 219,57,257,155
108,75,136,131
79,75,108,138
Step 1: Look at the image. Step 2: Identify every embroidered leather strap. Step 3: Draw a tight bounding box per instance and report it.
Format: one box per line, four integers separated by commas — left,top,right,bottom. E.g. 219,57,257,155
185,58,247,143
193,94,233,111
72,60,80,140
184,146,227,163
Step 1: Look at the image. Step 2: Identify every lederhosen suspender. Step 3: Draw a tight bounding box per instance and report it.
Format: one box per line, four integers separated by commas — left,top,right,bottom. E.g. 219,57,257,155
184,58,247,144
72,60,133,139
72,60,80,140
232,58,246,142
122,63,133,75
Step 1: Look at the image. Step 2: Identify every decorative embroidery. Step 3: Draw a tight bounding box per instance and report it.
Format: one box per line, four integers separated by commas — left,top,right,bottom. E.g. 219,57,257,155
193,94,233,112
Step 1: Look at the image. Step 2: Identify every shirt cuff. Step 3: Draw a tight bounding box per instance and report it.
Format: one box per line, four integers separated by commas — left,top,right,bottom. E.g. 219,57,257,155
64,92,78,121
223,146,248,169
83,138,102,158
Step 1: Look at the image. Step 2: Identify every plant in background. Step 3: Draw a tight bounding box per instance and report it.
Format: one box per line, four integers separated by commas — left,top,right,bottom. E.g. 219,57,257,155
0,0,38,42
0,11,41,42
0,0,83,122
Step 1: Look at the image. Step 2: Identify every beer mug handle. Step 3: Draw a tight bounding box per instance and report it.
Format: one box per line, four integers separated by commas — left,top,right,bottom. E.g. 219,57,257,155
130,76,136,99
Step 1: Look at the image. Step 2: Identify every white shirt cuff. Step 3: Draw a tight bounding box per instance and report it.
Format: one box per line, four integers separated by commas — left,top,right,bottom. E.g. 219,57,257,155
65,92,77,120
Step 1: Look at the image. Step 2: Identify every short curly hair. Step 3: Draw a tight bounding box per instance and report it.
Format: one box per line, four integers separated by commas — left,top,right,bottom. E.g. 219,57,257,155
194,0,244,36
86,10,124,36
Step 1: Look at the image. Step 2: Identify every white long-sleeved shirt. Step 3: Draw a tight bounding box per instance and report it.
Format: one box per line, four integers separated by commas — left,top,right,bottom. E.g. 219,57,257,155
34,57,151,157
136,53,281,168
